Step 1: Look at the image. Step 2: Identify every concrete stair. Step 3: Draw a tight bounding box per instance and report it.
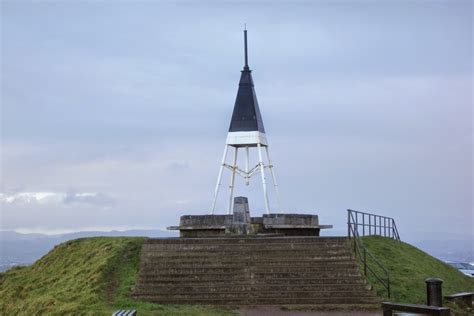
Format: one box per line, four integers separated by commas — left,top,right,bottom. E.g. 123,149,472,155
132,237,380,305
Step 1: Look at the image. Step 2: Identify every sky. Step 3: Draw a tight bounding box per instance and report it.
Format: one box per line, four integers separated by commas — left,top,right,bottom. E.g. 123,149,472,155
1,1,472,245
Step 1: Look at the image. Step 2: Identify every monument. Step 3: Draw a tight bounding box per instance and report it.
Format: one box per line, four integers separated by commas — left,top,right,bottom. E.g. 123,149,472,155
133,30,382,307
168,29,332,237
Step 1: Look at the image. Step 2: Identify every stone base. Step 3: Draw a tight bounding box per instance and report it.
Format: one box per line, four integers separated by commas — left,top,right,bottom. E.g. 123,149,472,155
168,213,332,238
132,236,381,305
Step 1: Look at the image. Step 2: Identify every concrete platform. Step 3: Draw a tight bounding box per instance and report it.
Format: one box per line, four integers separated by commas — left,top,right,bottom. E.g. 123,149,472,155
167,213,332,238
168,197,332,237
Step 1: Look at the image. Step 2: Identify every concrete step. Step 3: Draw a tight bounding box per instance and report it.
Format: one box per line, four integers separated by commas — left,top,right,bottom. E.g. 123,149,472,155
143,242,350,251
136,277,368,286
133,290,378,300
132,296,381,305
142,250,353,260
143,240,350,247
141,256,354,265
247,284,373,292
253,271,363,278
137,271,364,281
142,252,353,260
144,237,348,245
134,283,372,293
140,260,356,267
139,258,358,267
138,265,360,275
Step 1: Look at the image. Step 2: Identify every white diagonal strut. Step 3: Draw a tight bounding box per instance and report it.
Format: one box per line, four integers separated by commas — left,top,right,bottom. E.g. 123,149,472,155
245,146,250,185
211,145,229,214
227,147,238,214
211,142,281,215
265,146,282,213
257,143,270,214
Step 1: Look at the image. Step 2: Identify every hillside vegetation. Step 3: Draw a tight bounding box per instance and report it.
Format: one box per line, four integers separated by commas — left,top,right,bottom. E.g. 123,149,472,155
361,236,474,304
0,237,236,316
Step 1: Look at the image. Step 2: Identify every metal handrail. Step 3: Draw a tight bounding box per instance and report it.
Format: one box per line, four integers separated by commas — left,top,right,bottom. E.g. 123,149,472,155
347,209,400,240
347,209,400,298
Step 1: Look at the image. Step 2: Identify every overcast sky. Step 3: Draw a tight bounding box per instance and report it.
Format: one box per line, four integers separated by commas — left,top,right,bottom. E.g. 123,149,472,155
1,1,472,244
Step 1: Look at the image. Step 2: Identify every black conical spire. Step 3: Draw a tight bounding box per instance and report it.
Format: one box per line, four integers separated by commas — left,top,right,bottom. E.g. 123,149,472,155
228,29,265,133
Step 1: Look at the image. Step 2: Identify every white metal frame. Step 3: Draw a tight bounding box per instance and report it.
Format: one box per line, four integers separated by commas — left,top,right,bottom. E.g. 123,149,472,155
210,138,281,215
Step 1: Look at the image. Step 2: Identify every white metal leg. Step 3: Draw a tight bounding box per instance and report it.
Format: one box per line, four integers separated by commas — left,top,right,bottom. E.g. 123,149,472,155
265,146,282,213
212,141,281,215
211,145,229,214
227,146,238,214
245,146,250,185
257,143,270,214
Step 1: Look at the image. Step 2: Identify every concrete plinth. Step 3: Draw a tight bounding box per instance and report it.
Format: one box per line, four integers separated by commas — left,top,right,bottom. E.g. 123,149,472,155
168,215,332,238
167,196,332,237
168,214,332,237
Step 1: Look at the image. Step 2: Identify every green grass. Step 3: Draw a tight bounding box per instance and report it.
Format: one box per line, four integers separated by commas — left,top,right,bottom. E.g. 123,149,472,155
360,236,474,305
0,237,238,316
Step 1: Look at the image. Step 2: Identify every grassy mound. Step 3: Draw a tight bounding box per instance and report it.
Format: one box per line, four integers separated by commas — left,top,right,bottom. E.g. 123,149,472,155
361,236,474,304
2,235,472,314
0,237,237,316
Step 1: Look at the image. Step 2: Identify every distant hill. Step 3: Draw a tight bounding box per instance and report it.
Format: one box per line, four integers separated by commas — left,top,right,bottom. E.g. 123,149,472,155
0,230,178,272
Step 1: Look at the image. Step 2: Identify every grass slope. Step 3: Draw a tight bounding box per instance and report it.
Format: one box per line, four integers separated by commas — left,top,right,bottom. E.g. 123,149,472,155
361,236,474,304
0,237,237,316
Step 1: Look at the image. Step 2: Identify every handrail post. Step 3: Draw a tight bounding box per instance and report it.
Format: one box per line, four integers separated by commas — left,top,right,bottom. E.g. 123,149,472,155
391,218,393,239
355,212,358,236
388,276,391,298
387,218,390,238
392,219,395,239
362,214,365,236
393,219,399,240
368,215,371,236
347,209,350,238
363,248,367,276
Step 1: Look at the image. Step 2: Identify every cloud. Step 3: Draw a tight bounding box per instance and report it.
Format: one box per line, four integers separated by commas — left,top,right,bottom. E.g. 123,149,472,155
0,192,63,205
63,192,115,206
0,191,115,207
